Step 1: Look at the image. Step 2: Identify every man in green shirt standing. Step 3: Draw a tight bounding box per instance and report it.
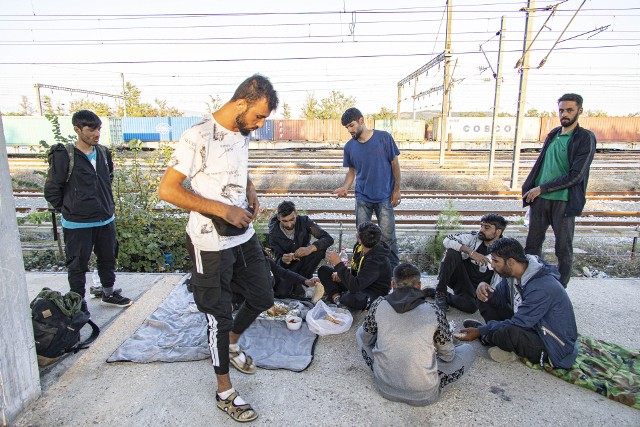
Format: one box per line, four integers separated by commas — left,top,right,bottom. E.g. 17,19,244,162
522,93,596,287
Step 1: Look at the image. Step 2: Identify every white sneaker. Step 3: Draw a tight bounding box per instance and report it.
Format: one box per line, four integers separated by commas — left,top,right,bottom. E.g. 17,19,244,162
488,347,518,363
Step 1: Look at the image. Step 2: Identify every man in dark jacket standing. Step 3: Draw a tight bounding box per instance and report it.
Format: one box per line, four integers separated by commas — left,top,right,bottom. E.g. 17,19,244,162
522,93,596,287
44,110,132,311
268,200,334,278
458,238,578,370
318,221,391,310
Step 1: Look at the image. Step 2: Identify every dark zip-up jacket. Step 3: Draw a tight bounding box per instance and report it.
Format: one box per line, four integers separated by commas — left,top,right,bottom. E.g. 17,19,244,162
44,144,115,223
522,124,596,217
479,255,578,369
268,214,334,266
333,241,392,300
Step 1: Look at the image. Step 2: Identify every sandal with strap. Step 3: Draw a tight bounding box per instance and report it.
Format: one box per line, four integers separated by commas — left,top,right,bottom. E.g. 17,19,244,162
216,391,258,423
229,348,257,374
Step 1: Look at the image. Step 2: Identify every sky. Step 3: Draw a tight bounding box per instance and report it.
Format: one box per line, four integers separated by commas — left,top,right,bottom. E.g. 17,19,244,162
0,0,638,118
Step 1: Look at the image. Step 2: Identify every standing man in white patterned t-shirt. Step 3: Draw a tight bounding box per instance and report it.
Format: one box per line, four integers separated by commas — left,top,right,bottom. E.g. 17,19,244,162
158,75,278,423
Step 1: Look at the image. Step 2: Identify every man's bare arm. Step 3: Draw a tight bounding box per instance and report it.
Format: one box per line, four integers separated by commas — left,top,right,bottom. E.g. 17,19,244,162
332,167,356,197
391,156,401,207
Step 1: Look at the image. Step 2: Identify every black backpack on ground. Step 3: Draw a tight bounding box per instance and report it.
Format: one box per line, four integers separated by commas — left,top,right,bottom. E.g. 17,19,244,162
31,288,100,360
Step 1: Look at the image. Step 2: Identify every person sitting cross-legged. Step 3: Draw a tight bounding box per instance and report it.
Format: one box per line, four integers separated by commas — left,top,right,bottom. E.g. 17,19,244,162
317,222,391,310
457,238,578,368
356,263,475,406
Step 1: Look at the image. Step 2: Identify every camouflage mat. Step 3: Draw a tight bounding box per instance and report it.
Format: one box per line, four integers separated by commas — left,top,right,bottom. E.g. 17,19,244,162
524,335,639,409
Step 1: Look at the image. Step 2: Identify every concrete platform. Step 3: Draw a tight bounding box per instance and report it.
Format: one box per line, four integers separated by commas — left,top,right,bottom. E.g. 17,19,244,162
14,273,640,426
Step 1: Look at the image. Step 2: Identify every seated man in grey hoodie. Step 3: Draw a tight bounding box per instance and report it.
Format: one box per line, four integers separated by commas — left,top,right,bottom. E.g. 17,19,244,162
356,263,475,406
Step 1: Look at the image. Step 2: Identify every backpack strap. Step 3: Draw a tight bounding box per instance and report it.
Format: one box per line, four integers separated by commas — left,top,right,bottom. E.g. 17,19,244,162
67,319,100,354
64,143,75,183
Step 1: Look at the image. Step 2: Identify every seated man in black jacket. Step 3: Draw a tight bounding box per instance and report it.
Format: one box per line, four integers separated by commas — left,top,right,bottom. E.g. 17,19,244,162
318,222,392,310
268,200,334,278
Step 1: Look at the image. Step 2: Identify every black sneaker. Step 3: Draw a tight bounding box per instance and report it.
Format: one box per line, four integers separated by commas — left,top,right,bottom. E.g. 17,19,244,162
463,319,483,329
435,292,449,312
90,286,122,298
102,293,132,307
423,287,436,299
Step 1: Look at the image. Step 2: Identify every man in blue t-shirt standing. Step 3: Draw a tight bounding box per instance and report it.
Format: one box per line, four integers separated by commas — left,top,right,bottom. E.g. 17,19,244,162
333,107,401,270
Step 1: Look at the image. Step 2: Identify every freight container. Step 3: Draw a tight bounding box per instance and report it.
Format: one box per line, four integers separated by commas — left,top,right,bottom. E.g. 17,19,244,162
168,117,205,141
323,118,374,142
122,117,171,142
540,116,640,145
433,117,541,143
374,119,426,141
2,115,113,151
273,120,324,141
250,119,274,141
108,117,124,145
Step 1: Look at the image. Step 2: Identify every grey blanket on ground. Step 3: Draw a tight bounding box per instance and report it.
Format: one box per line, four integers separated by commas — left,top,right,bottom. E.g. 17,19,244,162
107,277,318,372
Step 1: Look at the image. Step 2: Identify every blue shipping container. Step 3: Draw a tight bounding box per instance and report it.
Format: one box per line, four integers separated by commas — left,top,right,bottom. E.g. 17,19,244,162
250,120,274,141
168,117,205,141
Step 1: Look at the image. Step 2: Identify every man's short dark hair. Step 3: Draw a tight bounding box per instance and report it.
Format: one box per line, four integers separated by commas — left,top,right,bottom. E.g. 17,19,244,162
341,107,363,126
393,263,421,288
277,200,296,217
72,110,102,129
488,238,528,263
357,221,381,248
481,213,508,232
558,93,583,109
231,74,279,112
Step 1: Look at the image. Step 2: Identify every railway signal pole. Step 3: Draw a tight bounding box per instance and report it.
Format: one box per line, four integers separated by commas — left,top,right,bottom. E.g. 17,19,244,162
439,0,453,166
488,16,506,179
510,0,534,190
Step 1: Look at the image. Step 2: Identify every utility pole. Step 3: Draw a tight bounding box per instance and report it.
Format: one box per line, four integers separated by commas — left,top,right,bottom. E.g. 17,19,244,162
34,84,43,116
488,16,506,179
510,0,534,190
412,76,418,120
121,73,127,117
396,85,402,119
439,0,453,166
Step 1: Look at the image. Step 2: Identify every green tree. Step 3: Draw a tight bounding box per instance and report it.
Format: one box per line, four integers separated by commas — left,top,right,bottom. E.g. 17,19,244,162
300,92,320,119
69,98,114,116
497,112,515,117
282,102,292,119
154,99,182,117
369,107,395,120
205,95,223,115
457,111,489,117
117,82,182,117
525,108,540,117
539,110,557,117
317,90,356,119
584,109,608,117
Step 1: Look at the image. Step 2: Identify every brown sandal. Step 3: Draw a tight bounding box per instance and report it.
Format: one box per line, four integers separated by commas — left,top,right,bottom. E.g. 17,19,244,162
216,391,258,423
229,348,257,374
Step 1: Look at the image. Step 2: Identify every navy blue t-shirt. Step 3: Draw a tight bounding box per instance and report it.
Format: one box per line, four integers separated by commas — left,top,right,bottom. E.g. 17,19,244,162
343,130,400,203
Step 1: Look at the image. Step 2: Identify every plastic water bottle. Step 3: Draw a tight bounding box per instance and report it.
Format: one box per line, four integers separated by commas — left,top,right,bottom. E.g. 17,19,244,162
92,269,101,286
339,248,348,267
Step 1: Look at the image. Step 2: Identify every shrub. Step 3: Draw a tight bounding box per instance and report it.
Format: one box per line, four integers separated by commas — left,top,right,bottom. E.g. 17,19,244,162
112,140,190,272
415,201,461,274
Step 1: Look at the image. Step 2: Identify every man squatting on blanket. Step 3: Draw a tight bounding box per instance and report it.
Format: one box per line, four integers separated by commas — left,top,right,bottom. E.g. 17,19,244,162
158,75,278,423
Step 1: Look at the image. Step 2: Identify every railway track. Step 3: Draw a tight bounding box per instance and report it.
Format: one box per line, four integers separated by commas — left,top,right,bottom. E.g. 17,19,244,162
14,188,640,202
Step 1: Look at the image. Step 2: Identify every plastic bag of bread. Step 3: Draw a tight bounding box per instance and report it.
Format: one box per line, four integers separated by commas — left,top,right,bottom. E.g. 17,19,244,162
305,300,353,336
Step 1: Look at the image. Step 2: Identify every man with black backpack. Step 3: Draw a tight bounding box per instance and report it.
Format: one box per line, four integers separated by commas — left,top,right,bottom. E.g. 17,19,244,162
44,110,132,314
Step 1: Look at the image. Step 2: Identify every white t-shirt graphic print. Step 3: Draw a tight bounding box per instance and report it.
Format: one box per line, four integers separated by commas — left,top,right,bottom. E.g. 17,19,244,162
169,117,254,251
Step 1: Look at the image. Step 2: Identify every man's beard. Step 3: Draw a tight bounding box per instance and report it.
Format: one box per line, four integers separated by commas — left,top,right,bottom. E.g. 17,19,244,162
478,232,491,241
353,128,363,140
235,110,253,136
560,115,578,128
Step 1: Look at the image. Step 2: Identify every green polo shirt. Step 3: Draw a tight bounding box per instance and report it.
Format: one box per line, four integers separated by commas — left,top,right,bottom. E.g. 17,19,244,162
535,129,573,201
